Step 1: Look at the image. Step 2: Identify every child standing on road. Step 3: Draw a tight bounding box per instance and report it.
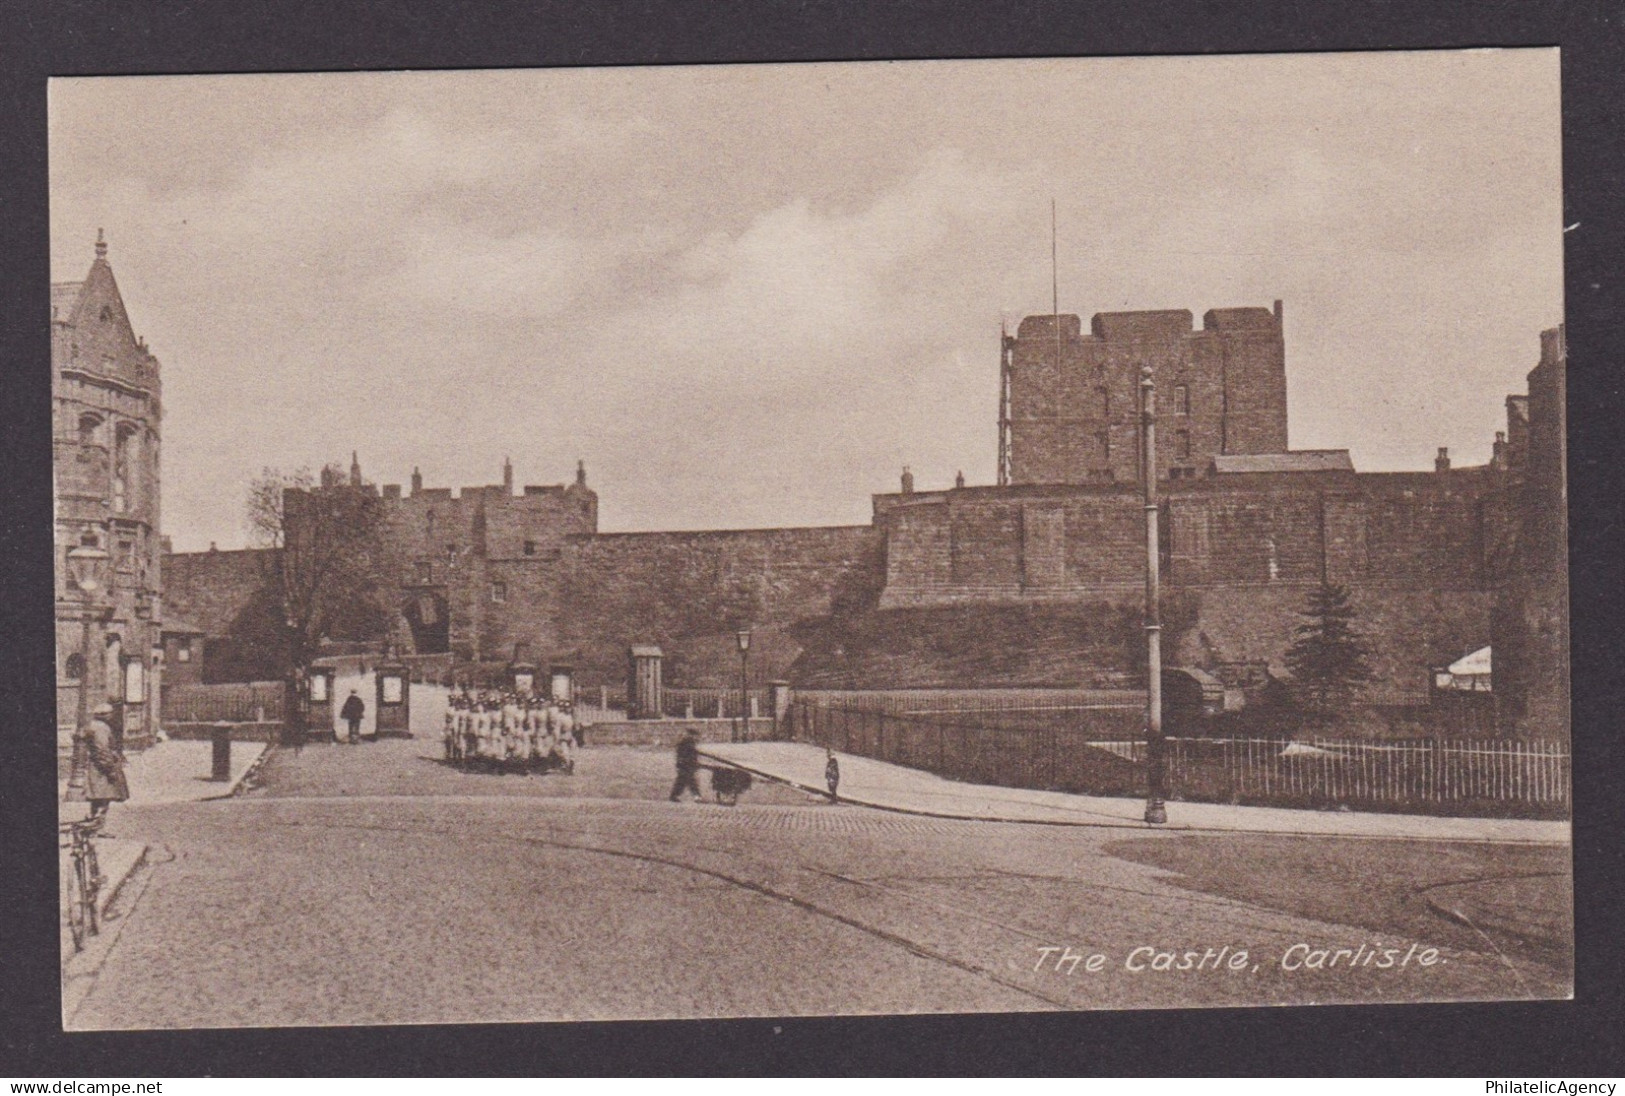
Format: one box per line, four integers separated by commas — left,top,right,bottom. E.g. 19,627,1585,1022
825,750,840,802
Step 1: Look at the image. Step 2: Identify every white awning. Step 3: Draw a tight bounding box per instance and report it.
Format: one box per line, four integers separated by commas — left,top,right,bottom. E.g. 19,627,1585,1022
1448,646,1491,677
1435,646,1492,692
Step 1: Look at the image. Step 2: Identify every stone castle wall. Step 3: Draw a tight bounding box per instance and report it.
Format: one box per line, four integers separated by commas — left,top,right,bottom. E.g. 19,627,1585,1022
160,304,1563,734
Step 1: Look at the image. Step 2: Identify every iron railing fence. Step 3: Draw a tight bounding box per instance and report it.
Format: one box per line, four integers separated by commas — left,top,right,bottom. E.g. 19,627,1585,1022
791,701,1570,819
795,688,1144,733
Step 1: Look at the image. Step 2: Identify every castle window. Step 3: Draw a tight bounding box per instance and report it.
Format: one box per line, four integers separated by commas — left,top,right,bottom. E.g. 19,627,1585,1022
1096,429,1111,464
175,639,191,664
77,413,101,447
124,656,145,704
523,539,537,556
490,581,507,603
1176,429,1192,460
426,510,436,537
1174,384,1190,415
416,562,432,585
446,543,457,560
65,652,85,680
1266,536,1280,581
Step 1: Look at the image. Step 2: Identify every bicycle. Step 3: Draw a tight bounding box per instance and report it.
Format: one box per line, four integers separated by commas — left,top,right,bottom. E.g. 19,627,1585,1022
59,815,104,952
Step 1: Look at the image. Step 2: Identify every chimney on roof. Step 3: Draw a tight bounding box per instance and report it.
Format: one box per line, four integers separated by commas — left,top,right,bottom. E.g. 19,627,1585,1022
575,459,587,488
350,451,362,487
411,466,422,495
503,456,513,495
1435,447,1451,474
901,467,914,496
1492,431,1508,471
1273,299,1283,324
955,470,966,489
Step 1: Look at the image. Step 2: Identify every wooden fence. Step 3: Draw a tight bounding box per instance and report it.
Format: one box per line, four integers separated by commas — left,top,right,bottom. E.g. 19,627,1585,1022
791,701,1569,818
161,681,286,724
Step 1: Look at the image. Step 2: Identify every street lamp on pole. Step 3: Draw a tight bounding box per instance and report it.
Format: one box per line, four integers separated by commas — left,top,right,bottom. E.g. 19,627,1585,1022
65,542,110,802
1140,364,1167,825
736,629,752,743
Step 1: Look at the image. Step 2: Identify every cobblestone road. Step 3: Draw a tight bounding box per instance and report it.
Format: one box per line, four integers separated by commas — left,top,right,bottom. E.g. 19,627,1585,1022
65,738,1569,1029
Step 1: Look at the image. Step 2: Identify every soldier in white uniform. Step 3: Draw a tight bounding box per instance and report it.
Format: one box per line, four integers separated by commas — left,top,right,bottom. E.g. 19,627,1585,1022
473,699,494,765
525,697,546,770
552,702,575,771
460,697,477,765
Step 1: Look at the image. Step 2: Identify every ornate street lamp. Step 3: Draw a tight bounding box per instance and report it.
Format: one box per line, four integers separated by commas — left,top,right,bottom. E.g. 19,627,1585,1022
735,629,752,744
65,543,110,802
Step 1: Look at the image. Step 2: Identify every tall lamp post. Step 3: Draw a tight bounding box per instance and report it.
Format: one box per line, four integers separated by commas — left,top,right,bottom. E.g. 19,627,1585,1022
735,629,752,743
65,543,110,803
1140,364,1167,825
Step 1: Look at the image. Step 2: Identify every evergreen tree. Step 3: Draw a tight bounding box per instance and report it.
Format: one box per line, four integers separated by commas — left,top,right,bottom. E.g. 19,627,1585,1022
1283,583,1375,730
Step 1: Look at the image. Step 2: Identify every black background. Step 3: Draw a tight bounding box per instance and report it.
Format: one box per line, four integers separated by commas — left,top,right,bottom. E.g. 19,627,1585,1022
1,0,1620,1078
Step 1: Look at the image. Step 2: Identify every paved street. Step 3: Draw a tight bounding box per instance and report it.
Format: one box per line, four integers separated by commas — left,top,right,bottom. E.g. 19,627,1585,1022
65,737,1571,1029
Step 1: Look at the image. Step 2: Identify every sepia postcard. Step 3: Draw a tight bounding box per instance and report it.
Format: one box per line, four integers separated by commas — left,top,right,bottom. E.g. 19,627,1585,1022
49,52,1570,1030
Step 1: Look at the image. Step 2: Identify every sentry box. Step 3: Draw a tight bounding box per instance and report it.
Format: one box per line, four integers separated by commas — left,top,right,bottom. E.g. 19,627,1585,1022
374,659,411,737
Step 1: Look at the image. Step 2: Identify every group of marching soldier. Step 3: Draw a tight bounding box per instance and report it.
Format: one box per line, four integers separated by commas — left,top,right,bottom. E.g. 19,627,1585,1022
443,689,579,774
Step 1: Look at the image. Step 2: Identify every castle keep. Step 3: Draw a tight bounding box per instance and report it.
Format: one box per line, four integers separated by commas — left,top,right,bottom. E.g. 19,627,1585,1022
999,304,1287,485
163,301,1567,732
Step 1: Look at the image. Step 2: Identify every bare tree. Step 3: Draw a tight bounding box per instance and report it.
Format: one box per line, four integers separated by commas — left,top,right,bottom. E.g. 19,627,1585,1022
246,466,314,549
246,464,395,741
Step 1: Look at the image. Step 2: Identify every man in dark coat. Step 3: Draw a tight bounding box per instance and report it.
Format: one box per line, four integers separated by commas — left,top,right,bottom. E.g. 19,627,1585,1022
669,728,703,803
825,749,840,802
84,702,129,829
340,689,365,744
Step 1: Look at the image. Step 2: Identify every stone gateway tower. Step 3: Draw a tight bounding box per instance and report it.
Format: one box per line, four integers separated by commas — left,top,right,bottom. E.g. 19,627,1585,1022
53,233,165,748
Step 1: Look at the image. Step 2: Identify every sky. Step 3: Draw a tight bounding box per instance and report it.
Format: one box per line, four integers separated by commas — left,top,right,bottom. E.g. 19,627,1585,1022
49,52,1563,552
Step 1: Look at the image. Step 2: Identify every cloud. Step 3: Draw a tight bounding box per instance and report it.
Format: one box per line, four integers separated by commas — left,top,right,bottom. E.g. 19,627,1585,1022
47,57,1561,550
607,148,1027,378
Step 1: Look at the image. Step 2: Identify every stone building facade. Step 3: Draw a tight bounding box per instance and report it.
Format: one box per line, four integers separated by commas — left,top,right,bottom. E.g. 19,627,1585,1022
53,234,165,746
1491,325,1568,736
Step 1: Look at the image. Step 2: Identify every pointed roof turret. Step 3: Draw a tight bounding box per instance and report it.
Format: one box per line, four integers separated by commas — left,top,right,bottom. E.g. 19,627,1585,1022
94,228,107,262
350,451,362,487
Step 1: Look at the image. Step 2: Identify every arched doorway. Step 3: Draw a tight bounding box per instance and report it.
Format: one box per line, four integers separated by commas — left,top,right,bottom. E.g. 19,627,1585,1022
404,590,450,654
